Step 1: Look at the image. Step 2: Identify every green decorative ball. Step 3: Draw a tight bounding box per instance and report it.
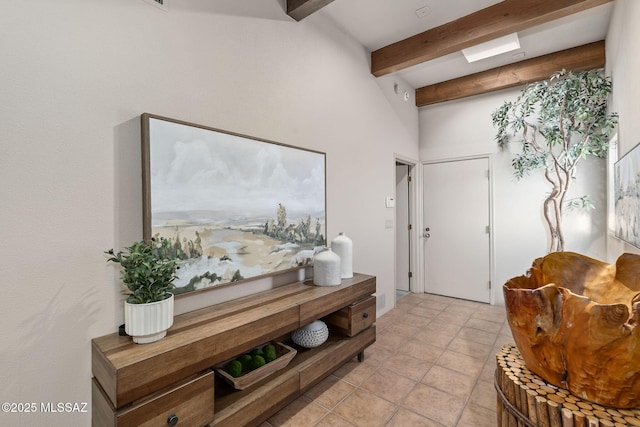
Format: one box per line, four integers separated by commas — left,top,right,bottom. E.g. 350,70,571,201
251,355,266,370
224,360,243,378
251,348,264,358
239,354,253,371
263,345,277,363
264,351,277,363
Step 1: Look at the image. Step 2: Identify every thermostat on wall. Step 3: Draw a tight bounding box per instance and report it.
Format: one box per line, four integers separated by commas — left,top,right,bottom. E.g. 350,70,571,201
385,197,395,208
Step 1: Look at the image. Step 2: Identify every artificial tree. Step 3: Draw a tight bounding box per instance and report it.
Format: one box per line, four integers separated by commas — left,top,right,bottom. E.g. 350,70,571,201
492,69,618,253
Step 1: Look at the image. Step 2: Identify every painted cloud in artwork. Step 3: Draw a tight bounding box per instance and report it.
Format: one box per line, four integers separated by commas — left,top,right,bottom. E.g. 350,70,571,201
149,118,325,218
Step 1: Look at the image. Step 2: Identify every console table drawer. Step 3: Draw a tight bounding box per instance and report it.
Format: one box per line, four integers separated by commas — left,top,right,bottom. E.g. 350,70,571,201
94,371,215,427
324,296,376,337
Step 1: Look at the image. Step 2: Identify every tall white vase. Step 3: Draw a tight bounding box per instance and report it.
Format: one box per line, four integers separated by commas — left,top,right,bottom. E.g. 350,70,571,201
331,232,353,279
313,248,341,286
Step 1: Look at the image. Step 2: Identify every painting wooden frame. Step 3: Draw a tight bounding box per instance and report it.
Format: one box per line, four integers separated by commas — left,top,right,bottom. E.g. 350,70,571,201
614,141,640,249
141,113,326,295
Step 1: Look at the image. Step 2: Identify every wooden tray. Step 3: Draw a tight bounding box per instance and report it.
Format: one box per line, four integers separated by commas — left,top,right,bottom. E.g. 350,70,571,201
215,342,297,390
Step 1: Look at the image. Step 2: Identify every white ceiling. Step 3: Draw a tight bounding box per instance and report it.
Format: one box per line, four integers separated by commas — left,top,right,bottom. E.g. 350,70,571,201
320,0,614,89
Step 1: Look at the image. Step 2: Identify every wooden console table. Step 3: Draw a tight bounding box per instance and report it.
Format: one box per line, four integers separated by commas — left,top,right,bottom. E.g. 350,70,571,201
92,273,376,426
496,344,640,427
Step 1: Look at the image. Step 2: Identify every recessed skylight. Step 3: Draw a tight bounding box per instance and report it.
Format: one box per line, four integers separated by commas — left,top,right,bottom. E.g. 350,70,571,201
461,33,520,63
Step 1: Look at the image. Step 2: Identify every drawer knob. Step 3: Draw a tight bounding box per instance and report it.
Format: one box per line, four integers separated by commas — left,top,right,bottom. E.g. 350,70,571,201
167,414,179,426
362,312,369,319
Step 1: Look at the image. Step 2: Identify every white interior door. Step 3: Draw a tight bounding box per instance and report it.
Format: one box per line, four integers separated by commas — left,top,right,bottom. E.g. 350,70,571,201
423,158,491,303
396,164,410,292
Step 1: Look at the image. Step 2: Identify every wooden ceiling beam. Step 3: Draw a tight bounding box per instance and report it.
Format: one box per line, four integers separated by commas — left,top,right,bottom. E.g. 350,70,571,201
371,0,613,77
415,40,605,107
287,0,335,21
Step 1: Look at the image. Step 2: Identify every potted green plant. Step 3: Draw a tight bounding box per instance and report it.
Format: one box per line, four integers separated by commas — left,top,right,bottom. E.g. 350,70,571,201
105,237,179,344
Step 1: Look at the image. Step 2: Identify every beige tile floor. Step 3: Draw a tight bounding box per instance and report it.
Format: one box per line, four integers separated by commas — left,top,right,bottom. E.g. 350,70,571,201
260,292,514,427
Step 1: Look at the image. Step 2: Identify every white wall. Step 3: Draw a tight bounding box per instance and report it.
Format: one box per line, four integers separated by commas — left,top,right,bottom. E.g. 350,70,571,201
0,1,418,425
605,0,640,260
419,88,608,306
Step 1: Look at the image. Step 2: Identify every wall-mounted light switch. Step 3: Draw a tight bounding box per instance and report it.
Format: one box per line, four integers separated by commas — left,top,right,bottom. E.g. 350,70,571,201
385,197,395,208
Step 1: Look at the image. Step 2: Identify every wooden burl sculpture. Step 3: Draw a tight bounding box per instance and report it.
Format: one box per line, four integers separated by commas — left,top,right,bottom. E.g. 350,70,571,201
504,252,640,408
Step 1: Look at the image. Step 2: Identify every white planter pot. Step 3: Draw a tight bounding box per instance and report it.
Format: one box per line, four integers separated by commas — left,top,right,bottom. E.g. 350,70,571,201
124,294,174,344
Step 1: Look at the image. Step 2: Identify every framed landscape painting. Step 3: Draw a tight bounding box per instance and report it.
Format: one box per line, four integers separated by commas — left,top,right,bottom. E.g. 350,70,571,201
141,113,326,295
614,142,640,249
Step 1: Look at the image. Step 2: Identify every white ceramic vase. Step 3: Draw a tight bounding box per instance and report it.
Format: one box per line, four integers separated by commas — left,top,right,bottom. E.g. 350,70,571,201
331,232,353,279
313,248,341,286
291,320,329,348
124,294,174,344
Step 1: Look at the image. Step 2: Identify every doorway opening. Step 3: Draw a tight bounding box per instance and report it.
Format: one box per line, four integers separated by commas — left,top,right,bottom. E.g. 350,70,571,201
395,160,415,302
